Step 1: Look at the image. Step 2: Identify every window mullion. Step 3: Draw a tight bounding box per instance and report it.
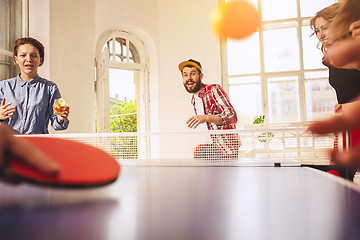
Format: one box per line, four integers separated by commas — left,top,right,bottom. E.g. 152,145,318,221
112,38,116,61
22,0,29,36
297,0,307,122
126,39,130,63
258,0,268,124
221,39,229,92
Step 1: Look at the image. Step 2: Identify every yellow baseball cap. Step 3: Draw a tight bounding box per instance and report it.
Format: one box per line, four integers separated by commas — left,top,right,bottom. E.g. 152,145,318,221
178,59,202,72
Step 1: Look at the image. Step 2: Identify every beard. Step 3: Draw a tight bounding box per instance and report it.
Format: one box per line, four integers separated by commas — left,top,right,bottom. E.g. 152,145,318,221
184,77,202,93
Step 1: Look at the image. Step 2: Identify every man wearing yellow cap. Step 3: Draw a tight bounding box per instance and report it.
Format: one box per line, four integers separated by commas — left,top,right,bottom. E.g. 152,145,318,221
179,59,240,159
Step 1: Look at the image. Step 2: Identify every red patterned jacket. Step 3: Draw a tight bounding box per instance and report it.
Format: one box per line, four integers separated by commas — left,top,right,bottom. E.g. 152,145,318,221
191,83,241,156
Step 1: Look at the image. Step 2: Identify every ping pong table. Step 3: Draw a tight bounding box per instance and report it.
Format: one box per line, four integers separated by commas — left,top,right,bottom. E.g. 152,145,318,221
1,161,360,240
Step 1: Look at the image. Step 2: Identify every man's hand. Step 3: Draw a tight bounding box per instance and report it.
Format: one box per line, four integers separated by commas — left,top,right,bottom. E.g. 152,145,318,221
186,115,223,129
186,115,208,129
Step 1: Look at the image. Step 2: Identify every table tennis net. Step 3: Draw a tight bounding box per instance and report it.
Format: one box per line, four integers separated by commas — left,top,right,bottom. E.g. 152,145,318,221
46,125,342,166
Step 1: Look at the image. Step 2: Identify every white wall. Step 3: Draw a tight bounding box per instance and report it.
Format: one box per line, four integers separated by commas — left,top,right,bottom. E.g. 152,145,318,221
49,0,96,133
94,0,160,132
29,0,96,133
29,0,222,133
29,0,50,79
157,0,221,131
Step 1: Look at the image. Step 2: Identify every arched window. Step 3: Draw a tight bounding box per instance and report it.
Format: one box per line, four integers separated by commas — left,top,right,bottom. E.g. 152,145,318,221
95,29,150,133
105,38,140,63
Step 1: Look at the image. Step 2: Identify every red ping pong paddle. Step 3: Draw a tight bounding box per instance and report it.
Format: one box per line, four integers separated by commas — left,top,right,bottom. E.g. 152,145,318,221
328,170,340,177
5,136,121,188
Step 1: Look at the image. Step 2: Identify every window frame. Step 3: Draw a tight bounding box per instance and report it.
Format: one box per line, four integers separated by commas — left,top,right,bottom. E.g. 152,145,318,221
221,0,336,125
95,29,150,133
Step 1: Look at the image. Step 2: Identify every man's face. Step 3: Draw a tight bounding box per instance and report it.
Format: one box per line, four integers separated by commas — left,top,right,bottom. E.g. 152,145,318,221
182,66,203,93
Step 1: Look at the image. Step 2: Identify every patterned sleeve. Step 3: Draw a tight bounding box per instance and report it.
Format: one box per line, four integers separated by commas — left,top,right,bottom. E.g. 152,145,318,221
212,84,237,126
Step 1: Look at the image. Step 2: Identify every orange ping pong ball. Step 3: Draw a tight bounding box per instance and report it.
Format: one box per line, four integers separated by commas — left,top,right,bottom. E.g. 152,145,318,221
211,0,260,40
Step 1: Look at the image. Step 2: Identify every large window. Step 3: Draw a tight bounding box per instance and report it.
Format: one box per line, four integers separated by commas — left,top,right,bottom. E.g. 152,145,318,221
222,0,337,126
0,0,23,81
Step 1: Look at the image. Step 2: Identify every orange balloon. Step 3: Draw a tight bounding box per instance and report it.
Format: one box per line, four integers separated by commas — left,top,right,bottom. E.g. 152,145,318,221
211,0,260,40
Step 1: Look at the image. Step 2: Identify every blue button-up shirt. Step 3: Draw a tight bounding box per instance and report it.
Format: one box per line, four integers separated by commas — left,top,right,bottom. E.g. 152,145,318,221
0,75,69,134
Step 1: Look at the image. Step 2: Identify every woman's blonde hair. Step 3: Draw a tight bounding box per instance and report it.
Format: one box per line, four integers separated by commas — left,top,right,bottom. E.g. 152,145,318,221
310,3,340,53
329,0,360,43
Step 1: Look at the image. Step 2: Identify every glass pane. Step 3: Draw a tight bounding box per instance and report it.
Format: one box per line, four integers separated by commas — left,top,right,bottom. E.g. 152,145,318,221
0,55,11,80
263,27,300,72
114,39,121,55
302,25,325,69
267,76,300,123
228,76,262,127
122,45,127,61
227,33,260,75
261,0,297,21
109,69,137,133
109,69,135,101
300,0,337,18
101,44,107,53
304,71,336,121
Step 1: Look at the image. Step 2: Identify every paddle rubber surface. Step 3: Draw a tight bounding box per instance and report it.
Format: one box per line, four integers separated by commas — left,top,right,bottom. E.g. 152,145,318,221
8,136,120,188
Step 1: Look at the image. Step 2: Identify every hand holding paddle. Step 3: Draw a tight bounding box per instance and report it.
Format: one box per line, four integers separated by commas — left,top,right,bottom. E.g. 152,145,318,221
0,124,120,188
0,125,60,182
